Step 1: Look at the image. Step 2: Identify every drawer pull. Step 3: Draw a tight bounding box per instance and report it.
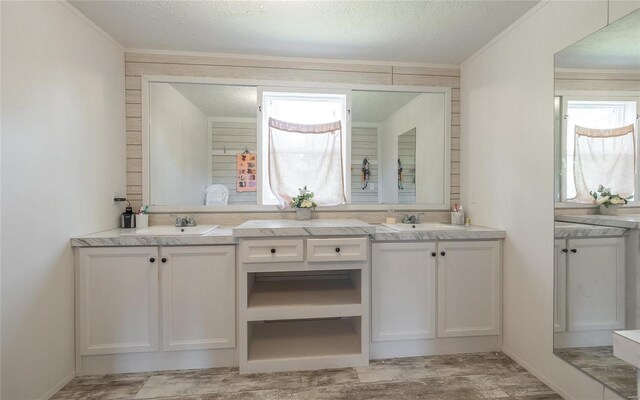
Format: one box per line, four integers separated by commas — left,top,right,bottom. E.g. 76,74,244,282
440,251,446,256
570,249,577,253
161,258,167,263
149,258,156,263
270,248,276,254
561,249,568,253
335,247,341,253
431,252,437,257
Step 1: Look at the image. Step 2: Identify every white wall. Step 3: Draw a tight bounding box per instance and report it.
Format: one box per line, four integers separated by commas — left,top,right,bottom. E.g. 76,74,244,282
380,93,446,204
149,83,209,205
1,2,125,399
461,1,638,399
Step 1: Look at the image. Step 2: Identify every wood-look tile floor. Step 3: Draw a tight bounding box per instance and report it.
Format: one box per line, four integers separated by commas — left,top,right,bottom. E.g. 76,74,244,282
555,346,636,400
52,352,562,400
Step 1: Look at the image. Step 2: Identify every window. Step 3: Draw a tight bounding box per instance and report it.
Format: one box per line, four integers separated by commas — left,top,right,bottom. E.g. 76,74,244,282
560,98,638,202
259,89,350,206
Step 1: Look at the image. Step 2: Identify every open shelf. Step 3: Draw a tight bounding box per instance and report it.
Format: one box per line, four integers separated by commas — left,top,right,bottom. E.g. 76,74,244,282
246,270,362,321
247,278,361,321
246,318,363,372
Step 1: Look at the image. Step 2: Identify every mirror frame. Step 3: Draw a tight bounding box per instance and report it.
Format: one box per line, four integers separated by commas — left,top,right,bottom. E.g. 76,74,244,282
141,75,452,212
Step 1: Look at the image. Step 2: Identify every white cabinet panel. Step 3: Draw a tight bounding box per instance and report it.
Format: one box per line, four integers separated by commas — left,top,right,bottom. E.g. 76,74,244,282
437,241,500,338
554,239,567,332
240,239,304,263
161,245,236,351
79,247,159,355
307,238,367,262
567,237,625,331
372,242,436,342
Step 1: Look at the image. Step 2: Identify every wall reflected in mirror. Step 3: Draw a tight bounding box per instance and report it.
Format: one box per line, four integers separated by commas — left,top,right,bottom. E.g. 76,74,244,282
351,90,447,205
149,82,258,206
148,83,449,207
553,9,640,400
398,128,416,203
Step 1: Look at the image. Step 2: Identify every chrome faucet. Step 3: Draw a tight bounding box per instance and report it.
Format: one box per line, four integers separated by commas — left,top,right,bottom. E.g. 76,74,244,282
174,215,197,227
401,213,424,224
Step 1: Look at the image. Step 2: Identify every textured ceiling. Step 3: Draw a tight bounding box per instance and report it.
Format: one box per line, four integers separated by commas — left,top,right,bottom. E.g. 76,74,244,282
555,9,640,69
167,82,420,122
70,0,539,64
169,83,257,118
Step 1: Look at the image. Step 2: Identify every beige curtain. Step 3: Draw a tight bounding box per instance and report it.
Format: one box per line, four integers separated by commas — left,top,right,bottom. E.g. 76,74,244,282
573,124,635,202
268,118,346,207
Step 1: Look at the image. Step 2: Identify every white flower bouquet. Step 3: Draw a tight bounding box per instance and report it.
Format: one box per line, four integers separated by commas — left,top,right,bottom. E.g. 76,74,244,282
291,186,318,209
590,185,628,208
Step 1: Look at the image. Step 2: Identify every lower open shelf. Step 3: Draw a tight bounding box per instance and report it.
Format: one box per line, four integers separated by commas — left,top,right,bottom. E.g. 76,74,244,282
245,317,364,373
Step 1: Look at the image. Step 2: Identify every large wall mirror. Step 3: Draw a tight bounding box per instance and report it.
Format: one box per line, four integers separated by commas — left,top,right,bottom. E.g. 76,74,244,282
553,9,640,400
145,79,450,210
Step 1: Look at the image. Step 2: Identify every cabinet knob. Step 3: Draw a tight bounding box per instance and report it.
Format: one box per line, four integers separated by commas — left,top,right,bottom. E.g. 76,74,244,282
161,258,167,263
440,251,446,256
335,247,341,253
270,248,276,254
431,252,437,257
570,249,577,253
149,258,156,263
562,249,568,253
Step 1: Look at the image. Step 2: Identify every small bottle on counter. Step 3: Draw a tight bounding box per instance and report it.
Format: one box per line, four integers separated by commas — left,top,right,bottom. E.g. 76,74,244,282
386,206,396,224
465,217,471,227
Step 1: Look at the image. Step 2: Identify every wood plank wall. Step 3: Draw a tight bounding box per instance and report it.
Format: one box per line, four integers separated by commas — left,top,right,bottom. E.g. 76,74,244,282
555,69,640,92
124,52,461,209
351,126,379,204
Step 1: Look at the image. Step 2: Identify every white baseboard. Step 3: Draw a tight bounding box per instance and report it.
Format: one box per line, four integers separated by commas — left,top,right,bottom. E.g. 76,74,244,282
502,346,575,400
39,371,75,400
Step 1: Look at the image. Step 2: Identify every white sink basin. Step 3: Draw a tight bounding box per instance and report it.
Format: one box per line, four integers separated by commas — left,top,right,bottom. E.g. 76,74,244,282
121,224,220,236
382,223,462,232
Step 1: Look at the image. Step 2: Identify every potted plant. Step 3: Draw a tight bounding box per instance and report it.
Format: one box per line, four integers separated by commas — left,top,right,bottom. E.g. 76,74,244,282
291,186,318,220
590,185,628,215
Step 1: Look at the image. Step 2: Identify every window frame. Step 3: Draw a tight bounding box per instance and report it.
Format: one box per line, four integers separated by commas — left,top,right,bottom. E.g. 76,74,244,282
556,92,640,206
257,87,351,206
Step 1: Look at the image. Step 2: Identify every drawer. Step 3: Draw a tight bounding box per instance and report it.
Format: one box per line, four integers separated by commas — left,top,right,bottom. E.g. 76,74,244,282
307,238,368,262
241,239,304,263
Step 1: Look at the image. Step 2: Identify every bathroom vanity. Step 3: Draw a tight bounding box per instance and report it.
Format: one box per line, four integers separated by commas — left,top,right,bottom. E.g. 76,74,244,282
71,219,505,376
554,217,639,399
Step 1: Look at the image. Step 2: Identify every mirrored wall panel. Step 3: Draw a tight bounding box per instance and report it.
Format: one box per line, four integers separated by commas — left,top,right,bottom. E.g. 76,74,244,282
553,9,640,400
350,90,447,205
554,10,640,205
148,83,449,207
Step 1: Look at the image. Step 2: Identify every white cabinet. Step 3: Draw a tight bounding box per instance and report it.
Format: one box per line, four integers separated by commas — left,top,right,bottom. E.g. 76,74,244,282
239,237,369,374
566,237,625,331
160,245,236,351
78,247,159,355
77,244,237,369
371,242,436,342
554,239,567,332
437,241,501,337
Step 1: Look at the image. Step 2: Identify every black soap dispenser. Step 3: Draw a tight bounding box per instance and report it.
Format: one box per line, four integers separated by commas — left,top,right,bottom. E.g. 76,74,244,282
121,206,136,229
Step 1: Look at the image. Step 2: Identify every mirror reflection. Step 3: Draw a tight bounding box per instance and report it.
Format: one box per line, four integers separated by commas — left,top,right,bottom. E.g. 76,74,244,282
148,83,448,207
553,9,640,400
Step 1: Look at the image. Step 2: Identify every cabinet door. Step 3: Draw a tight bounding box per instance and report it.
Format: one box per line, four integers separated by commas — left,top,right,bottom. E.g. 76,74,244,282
437,241,500,337
567,237,625,331
371,242,436,342
161,245,236,351
78,247,159,355
554,239,567,332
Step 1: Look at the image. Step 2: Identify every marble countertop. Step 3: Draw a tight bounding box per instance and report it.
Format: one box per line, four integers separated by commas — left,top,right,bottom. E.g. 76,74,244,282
555,214,640,229
71,227,236,247
371,224,506,241
554,222,628,238
71,220,506,247
232,219,376,237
